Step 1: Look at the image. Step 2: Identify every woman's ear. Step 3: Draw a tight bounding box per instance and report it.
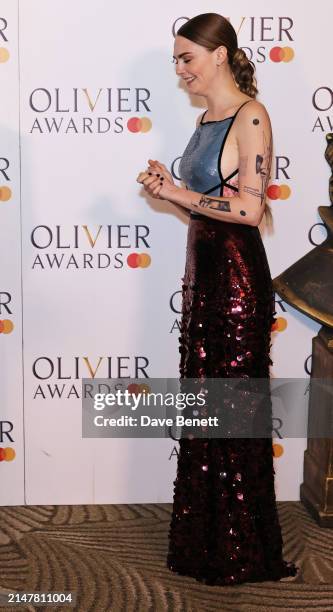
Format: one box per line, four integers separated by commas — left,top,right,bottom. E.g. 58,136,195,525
215,45,228,66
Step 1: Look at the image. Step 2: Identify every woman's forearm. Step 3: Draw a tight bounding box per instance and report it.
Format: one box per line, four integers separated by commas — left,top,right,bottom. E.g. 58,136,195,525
167,186,261,226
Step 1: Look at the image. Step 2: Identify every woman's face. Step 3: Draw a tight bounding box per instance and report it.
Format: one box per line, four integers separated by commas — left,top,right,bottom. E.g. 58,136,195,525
173,35,224,96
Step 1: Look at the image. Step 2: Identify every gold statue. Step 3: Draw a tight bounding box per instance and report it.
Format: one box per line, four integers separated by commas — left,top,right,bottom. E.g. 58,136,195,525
274,133,333,329
274,133,333,526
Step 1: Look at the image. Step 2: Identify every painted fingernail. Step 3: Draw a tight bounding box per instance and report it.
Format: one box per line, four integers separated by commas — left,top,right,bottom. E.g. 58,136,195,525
148,172,152,175
160,181,163,185
160,176,164,180
156,173,160,177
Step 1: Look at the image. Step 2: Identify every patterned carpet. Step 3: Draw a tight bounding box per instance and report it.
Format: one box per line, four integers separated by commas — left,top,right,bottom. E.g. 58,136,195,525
0,502,332,612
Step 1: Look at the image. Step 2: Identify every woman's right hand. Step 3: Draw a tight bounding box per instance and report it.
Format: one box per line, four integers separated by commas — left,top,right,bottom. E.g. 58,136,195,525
147,159,175,184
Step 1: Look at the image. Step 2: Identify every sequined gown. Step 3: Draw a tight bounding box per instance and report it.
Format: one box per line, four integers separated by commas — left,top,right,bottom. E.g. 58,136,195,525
166,100,298,585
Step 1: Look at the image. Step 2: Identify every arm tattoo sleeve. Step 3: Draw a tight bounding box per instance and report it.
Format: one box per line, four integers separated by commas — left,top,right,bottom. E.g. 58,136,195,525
257,129,273,205
241,129,273,205
243,185,261,198
194,195,231,212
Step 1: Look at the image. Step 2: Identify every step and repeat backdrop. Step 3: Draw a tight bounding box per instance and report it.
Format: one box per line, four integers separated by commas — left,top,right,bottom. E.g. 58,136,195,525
0,0,331,504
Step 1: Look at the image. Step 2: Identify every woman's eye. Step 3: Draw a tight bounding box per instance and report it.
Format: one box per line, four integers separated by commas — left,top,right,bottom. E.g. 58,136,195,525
172,58,192,64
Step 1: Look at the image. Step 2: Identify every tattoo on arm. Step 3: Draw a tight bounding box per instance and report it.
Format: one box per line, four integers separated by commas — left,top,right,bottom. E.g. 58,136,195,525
193,195,247,218
243,185,261,198
194,195,231,212
241,130,273,205
257,129,273,205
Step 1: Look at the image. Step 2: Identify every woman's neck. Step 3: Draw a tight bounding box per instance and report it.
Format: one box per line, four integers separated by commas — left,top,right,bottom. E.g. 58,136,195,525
203,71,248,120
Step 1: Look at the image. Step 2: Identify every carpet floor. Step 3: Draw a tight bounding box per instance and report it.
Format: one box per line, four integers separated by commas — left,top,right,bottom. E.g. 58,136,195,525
0,501,332,612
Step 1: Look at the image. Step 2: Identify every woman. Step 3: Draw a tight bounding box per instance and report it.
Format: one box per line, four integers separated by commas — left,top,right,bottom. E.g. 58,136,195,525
137,13,299,586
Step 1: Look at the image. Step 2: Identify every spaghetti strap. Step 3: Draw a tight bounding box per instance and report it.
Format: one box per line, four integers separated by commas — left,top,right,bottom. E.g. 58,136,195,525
199,110,212,125
199,110,208,124
233,99,253,119
200,100,253,125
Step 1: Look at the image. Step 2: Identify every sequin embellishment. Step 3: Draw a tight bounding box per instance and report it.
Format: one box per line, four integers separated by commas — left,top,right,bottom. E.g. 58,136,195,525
166,204,299,586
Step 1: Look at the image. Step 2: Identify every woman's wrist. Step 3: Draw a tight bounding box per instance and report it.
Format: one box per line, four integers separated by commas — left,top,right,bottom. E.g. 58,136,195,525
165,184,197,211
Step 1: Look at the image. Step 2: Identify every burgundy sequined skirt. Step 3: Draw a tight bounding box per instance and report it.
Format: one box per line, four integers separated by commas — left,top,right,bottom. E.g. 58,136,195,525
167,214,299,586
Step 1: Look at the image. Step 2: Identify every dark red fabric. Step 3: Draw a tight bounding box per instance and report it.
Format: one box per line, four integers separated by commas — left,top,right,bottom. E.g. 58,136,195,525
167,215,299,585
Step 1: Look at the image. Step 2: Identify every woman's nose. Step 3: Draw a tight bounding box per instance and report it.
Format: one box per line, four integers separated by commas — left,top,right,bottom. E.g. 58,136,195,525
175,62,184,77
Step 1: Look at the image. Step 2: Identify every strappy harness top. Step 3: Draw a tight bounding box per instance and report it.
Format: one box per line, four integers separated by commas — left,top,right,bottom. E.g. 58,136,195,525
178,100,252,215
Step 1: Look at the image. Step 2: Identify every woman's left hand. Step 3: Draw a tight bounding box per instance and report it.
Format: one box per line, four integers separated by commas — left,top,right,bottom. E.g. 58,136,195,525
136,162,178,201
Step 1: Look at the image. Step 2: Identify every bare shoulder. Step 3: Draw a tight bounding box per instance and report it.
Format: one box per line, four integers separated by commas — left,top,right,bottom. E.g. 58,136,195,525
234,100,272,146
238,99,271,126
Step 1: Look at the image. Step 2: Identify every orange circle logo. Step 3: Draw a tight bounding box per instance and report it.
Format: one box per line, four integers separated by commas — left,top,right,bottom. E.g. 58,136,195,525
139,383,150,394
127,117,152,133
272,317,287,333
0,48,10,63
127,383,151,395
273,443,284,457
0,447,16,461
0,319,14,334
267,184,291,200
270,47,294,62
0,186,12,202
127,253,151,268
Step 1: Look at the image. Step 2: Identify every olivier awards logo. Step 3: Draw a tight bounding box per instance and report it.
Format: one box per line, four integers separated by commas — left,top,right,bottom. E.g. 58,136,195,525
0,17,9,63
271,297,288,333
172,16,295,63
0,291,14,335
308,220,328,247
0,421,15,462
267,154,292,203
32,355,150,399
304,354,312,376
312,86,333,132
28,88,152,135
169,290,288,334
30,224,151,270
169,289,181,334
0,156,12,205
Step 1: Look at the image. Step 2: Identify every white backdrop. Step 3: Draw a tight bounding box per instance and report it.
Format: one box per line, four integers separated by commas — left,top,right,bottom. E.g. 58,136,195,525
0,0,331,505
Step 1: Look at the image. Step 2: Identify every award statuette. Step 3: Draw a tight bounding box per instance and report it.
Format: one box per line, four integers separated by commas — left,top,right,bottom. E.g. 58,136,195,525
274,133,333,527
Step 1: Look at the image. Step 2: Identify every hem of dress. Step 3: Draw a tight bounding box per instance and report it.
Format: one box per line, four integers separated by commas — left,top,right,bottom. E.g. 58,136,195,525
166,559,299,586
